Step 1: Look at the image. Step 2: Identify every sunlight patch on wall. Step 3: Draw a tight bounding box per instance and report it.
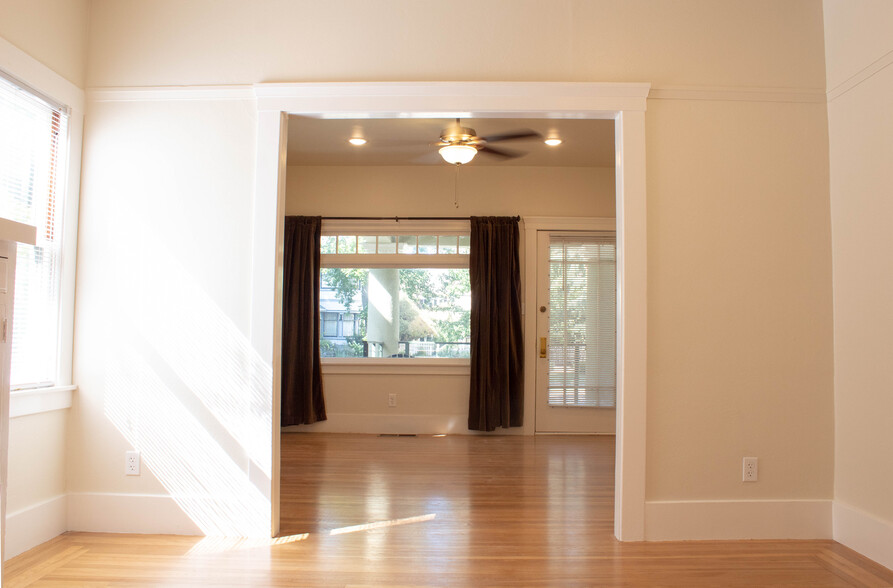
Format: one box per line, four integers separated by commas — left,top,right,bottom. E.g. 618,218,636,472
106,347,270,536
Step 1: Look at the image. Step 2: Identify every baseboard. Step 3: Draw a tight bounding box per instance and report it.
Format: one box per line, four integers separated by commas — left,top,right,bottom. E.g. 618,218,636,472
67,493,202,535
645,499,832,541
282,412,522,435
833,501,893,572
4,494,68,560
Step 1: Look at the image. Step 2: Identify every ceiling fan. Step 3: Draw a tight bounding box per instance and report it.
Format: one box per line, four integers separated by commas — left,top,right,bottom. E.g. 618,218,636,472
435,119,542,165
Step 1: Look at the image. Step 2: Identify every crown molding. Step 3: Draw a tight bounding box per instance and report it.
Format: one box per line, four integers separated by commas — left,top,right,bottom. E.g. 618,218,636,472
86,85,255,102
827,48,893,103
650,85,826,104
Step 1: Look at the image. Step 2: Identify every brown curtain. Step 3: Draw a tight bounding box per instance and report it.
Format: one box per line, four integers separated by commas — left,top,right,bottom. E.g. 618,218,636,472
468,216,524,431
281,216,326,425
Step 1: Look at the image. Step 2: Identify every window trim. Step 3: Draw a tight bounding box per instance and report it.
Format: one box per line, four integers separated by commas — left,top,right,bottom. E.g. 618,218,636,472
319,221,472,366
0,38,84,390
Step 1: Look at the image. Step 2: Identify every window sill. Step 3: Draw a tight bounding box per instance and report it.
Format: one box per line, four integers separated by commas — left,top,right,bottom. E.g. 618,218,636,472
321,358,470,376
10,385,76,418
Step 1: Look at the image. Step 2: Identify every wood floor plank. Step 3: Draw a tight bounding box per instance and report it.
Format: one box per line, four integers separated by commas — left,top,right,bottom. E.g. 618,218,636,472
5,433,893,587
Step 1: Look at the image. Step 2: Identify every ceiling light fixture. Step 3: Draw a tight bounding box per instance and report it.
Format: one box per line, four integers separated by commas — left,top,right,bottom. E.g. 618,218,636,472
439,144,477,165
348,137,367,146
544,137,562,146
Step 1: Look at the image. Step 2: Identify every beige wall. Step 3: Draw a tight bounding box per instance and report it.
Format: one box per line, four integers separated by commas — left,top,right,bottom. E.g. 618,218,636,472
86,0,825,89
286,165,614,218
824,1,893,525
68,0,834,535
286,165,614,434
0,0,89,87
646,97,833,500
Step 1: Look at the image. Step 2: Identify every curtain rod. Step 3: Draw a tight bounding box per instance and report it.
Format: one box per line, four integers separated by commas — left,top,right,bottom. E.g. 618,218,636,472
321,216,521,221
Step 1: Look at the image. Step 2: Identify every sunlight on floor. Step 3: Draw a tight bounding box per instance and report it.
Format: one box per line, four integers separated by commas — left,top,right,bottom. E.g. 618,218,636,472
187,534,309,555
330,514,437,536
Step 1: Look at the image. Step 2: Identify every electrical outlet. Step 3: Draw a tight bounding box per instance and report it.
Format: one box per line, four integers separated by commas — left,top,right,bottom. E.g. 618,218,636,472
388,393,397,408
126,451,141,476
742,457,758,482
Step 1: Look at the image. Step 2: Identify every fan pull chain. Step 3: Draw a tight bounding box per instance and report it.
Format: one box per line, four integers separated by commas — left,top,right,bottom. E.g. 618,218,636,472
454,163,460,208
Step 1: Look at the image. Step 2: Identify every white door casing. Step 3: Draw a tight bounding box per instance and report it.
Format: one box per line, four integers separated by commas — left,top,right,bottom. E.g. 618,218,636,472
254,82,649,540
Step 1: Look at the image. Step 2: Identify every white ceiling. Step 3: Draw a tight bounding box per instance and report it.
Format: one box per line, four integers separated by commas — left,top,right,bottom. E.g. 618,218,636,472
286,116,615,167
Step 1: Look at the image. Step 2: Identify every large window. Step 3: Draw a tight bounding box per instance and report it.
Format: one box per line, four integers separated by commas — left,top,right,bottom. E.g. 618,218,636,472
320,231,470,359
0,72,69,388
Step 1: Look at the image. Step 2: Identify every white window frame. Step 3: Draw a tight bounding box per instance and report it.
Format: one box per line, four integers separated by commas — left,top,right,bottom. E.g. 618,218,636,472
1,38,83,408
319,219,472,369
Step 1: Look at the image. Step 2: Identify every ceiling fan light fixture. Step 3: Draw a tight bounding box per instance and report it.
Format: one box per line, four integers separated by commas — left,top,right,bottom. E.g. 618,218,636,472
439,144,477,165
348,137,367,146
544,137,562,146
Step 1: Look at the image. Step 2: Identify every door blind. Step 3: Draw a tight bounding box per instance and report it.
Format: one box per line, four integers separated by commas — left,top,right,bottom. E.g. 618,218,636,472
0,71,69,388
548,234,616,408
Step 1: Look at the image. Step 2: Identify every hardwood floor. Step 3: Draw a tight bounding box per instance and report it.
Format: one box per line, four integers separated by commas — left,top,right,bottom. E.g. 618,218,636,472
6,433,893,587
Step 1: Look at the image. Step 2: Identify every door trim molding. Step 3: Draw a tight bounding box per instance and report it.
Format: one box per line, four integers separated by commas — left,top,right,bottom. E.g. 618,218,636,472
256,82,649,541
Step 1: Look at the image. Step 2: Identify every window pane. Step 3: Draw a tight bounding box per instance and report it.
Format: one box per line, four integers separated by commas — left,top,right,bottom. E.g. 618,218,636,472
337,235,356,254
377,235,397,254
398,235,417,254
458,235,470,254
358,235,377,254
418,235,437,254
320,267,470,358
320,235,336,254
1,75,68,388
438,235,458,254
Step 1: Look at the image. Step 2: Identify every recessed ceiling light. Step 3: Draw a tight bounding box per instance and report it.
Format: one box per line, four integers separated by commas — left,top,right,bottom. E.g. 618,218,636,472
544,138,562,146
348,137,367,146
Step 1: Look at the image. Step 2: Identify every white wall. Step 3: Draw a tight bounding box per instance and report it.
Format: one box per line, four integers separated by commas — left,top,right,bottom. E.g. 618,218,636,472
68,0,834,539
5,410,68,559
285,165,614,434
824,0,893,570
70,98,270,536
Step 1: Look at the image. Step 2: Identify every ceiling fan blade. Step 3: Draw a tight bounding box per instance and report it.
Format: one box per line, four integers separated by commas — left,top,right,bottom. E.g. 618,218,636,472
481,129,543,143
479,145,524,159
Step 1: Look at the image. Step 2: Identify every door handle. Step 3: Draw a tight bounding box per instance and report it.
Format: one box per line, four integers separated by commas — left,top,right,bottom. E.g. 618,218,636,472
539,337,547,358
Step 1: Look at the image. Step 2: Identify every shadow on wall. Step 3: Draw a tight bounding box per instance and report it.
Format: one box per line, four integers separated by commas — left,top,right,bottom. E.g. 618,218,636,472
103,242,272,536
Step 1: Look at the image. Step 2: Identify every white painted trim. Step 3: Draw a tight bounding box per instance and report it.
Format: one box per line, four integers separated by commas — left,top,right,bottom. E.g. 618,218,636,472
4,494,67,560
283,412,515,436
254,82,649,116
833,501,893,572
522,216,615,232
322,359,469,376
9,386,74,418
0,37,84,111
0,219,35,247
83,82,836,107
253,111,288,539
649,85,826,104
321,219,470,234
645,499,832,541
256,81,649,542
67,493,202,536
87,85,255,103
827,48,893,103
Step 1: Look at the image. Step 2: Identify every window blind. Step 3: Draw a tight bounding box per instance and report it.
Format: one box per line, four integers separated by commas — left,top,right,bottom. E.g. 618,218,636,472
0,71,69,388
548,234,616,408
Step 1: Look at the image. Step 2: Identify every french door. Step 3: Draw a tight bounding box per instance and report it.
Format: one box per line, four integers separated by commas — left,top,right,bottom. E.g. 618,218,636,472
535,231,616,434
